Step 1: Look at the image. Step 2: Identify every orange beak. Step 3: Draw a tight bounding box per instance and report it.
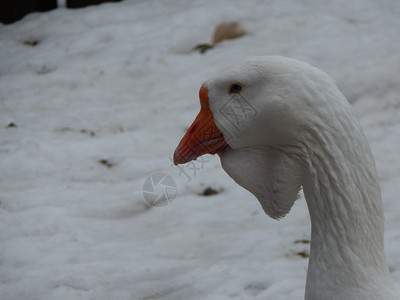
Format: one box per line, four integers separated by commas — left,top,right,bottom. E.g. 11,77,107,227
173,86,227,165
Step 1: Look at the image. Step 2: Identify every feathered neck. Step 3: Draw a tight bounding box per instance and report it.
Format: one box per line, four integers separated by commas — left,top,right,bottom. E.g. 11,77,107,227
299,106,396,299
213,56,400,299
219,93,399,300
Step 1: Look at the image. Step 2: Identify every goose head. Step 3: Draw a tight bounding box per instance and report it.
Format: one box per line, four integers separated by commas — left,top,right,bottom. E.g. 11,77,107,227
174,56,352,219
173,56,399,298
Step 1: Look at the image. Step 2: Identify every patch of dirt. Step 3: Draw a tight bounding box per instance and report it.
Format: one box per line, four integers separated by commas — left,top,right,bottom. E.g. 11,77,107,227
98,159,114,168
192,43,214,54
200,187,220,196
5,122,17,128
23,39,40,47
294,239,310,244
296,250,309,258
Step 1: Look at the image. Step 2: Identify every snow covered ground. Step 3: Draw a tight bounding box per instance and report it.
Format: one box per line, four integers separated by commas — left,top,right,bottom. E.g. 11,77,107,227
1,0,400,299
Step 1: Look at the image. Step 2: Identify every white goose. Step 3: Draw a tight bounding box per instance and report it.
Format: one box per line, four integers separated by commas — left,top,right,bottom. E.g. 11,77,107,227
173,56,400,300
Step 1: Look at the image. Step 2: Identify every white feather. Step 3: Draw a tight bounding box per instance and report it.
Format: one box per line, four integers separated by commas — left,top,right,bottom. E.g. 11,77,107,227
204,56,400,299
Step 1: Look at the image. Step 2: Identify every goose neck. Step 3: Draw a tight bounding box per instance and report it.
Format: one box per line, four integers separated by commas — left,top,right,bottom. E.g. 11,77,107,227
301,129,392,297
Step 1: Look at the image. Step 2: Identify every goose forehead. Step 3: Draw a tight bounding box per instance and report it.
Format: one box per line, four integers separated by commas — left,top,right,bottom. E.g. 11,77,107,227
205,70,267,93
205,57,312,91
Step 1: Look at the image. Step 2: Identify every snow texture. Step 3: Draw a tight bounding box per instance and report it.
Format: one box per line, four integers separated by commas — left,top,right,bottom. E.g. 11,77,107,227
0,0,399,299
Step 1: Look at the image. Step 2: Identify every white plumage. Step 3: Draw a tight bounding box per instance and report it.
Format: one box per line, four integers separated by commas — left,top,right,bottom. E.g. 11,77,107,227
174,56,400,299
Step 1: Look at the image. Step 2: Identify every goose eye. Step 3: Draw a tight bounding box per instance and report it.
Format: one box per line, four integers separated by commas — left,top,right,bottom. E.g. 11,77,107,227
229,83,242,94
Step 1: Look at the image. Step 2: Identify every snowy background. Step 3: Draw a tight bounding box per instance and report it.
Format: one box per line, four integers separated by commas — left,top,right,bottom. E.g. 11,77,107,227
1,0,400,299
